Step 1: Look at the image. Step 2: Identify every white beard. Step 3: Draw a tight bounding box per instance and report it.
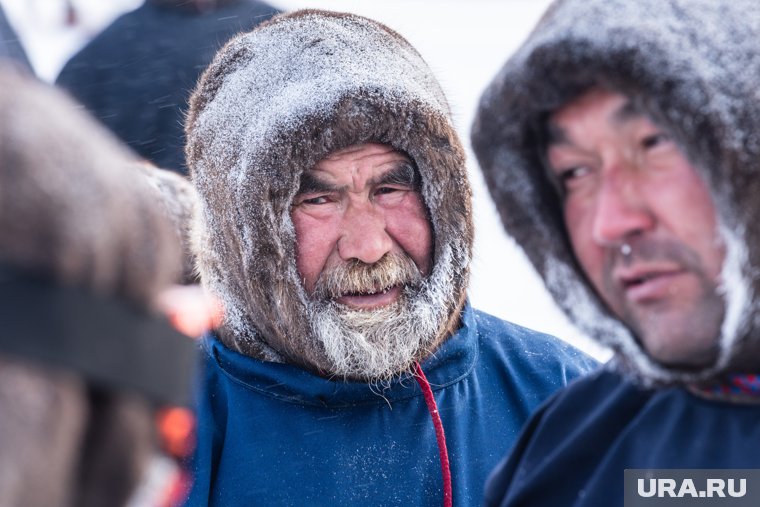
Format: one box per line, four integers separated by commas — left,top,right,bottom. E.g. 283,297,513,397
308,285,442,382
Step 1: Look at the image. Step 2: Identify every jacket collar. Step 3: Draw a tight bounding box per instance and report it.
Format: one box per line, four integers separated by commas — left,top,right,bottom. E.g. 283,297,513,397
204,303,478,407
688,374,760,405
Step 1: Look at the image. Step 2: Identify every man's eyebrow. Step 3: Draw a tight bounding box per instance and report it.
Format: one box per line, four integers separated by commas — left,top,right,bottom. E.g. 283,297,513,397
545,99,645,147
371,161,421,189
545,122,567,146
296,160,421,195
297,171,338,195
612,99,643,124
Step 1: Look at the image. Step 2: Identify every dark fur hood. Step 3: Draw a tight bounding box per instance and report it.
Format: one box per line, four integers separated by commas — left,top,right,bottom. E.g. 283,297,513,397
185,10,473,371
471,0,760,385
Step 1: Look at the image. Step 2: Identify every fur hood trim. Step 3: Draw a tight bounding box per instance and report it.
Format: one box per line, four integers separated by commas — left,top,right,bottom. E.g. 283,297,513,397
142,165,200,285
186,10,473,370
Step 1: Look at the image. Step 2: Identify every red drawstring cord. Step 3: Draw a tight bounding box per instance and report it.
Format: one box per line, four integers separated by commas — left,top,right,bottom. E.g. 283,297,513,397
414,361,453,507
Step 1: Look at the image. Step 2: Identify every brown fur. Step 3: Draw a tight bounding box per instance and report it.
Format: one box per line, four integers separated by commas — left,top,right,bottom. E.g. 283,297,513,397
186,10,473,376
0,68,181,306
141,163,201,284
0,66,183,505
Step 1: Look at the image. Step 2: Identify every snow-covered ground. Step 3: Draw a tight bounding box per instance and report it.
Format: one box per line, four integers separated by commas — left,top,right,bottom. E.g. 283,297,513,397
1,0,611,360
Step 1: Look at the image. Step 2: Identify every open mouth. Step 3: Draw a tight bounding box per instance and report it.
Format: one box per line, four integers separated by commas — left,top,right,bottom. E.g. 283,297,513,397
618,269,685,303
335,285,402,310
342,287,393,297
622,273,659,289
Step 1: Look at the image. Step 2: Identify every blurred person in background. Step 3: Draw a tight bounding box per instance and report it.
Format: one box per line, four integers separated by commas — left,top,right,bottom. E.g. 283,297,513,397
471,0,760,504
0,2,32,72
0,65,202,507
56,0,280,174
184,10,596,506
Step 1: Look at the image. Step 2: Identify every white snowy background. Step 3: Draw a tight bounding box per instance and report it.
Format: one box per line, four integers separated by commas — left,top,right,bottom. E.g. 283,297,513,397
1,0,611,360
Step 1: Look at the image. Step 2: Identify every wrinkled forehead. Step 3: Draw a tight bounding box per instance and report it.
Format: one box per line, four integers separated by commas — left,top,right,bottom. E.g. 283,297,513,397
299,143,421,192
319,142,409,165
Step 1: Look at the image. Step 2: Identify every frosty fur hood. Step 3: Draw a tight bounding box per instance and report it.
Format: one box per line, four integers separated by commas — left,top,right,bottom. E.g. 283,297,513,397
471,0,760,386
142,165,200,285
186,10,473,371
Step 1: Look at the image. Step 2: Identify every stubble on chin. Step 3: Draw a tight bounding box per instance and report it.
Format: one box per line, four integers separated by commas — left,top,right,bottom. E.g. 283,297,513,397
601,239,724,368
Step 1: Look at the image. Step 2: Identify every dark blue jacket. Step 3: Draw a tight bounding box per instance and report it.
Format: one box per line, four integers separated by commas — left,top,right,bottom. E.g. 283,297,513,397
187,305,597,506
55,0,279,174
485,368,760,507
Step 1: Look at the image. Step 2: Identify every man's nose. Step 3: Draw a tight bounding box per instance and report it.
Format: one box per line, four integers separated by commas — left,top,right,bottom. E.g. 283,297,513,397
591,167,654,247
337,203,393,264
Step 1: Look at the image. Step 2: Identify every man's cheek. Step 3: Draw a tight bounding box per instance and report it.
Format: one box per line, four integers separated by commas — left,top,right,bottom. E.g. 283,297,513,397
577,244,617,310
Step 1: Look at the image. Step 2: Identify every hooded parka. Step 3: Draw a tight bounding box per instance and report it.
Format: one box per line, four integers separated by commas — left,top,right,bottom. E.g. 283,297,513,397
471,1,760,505
185,10,597,506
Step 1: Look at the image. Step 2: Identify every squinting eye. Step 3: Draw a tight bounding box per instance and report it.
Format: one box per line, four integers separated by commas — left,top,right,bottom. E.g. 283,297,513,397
375,187,400,195
641,132,671,149
301,195,330,205
558,166,589,183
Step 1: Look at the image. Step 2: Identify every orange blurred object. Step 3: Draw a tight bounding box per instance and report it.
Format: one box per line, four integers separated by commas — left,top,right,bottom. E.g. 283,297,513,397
157,407,196,459
156,285,223,338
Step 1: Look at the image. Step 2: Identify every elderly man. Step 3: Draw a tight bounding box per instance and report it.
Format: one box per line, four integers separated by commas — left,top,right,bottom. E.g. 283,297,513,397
184,10,595,506
471,0,760,505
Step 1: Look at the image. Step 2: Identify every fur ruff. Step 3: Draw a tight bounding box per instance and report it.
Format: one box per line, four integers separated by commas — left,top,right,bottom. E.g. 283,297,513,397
142,164,200,284
186,10,473,375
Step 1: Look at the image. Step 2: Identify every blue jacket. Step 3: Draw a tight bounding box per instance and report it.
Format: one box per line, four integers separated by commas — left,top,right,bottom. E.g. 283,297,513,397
187,305,597,506
484,368,760,507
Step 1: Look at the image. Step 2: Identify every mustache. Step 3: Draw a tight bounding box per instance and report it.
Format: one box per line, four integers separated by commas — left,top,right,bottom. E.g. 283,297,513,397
313,252,423,301
607,238,703,271
602,238,709,300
